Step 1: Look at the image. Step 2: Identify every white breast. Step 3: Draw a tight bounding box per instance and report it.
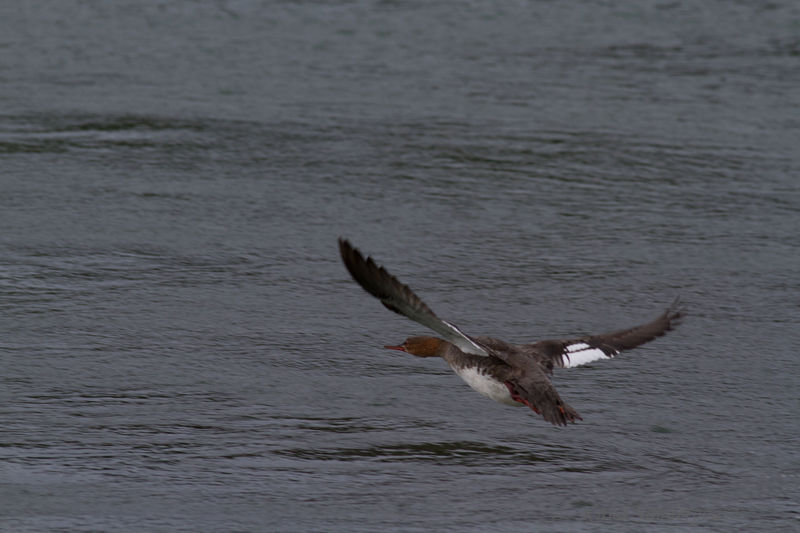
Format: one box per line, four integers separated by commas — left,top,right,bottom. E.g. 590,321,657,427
451,365,519,407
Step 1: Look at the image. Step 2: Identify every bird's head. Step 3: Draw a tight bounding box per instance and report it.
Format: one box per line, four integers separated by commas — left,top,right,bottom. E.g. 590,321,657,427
384,336,445,358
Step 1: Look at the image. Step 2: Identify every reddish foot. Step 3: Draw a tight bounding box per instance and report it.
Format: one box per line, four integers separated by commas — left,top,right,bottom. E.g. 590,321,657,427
504,382,541,414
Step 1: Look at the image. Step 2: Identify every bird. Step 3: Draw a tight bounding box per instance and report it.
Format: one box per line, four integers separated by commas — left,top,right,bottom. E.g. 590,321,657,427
338,238,684,426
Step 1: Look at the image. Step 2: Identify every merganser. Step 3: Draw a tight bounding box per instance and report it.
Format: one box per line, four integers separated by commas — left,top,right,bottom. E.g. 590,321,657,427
338,238,684,426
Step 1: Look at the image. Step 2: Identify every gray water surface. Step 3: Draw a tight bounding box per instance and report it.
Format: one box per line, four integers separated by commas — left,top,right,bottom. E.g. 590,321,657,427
1,1,799,532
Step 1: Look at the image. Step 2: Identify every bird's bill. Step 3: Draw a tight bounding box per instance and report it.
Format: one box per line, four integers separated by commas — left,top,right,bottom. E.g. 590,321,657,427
384,345,406,352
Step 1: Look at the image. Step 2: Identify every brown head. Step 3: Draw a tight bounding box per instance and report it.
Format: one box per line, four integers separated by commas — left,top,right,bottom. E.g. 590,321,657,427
384,336,446,358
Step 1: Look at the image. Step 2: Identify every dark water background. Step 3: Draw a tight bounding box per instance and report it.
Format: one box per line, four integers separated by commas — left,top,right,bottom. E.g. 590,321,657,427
1,1,799,531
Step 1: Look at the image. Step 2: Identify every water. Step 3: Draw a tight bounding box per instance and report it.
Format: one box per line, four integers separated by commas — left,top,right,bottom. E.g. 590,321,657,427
1,1,799,531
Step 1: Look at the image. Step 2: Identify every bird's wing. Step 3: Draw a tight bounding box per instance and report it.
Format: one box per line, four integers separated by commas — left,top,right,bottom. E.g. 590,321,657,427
503,365,582,426
527,299,685,370
338,238,488,356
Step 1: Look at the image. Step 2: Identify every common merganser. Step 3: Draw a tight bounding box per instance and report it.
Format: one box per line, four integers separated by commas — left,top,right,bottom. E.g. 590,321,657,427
338,238,684,426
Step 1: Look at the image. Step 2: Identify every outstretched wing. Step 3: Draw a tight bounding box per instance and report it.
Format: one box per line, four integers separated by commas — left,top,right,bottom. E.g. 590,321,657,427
529,299,685,370
338,238,488,356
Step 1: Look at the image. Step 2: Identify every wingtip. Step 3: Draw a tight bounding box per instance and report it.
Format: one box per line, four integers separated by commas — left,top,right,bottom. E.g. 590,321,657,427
338,237,364,272
664,296,687,329
338,236,351,255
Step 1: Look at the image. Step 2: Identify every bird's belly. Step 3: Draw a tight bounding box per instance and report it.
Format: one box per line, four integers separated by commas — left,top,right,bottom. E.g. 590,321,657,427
451,365,519,407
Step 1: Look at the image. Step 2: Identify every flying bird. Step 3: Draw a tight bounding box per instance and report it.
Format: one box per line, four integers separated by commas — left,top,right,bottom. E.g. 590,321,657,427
338,238,684,426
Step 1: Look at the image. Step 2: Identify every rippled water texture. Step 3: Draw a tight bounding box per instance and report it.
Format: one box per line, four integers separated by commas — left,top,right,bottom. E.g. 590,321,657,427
1,1,798,531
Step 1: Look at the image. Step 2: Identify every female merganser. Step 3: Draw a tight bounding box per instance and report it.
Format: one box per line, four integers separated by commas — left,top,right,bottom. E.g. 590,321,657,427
338,238,684,426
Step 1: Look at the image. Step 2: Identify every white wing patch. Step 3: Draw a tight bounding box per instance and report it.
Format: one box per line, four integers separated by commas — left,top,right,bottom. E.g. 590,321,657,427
441,320,489,356
566,342,591,352
562,342,617,368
